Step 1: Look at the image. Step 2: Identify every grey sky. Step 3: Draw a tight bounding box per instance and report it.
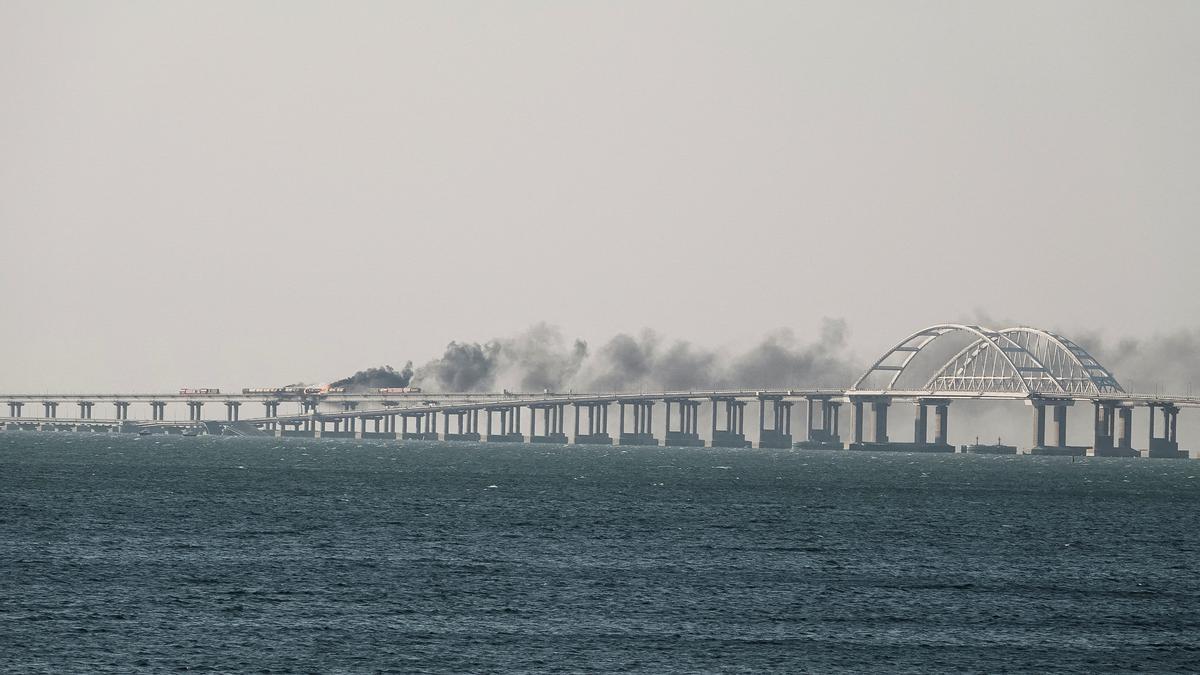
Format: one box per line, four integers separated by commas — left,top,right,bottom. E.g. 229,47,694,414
2,1,1198,393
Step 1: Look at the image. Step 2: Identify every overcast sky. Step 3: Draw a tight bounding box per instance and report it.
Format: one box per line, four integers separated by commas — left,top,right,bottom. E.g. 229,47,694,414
2,1,1198,393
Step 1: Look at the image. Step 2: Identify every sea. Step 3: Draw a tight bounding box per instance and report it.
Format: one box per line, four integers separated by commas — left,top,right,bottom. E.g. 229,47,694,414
1,432,1198,673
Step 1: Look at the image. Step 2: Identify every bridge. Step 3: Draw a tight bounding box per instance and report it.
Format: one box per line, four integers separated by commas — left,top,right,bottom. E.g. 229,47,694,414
2,324,1194,458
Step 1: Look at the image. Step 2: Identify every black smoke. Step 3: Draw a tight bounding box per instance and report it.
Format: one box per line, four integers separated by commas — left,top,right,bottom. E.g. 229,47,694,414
413,324,589,393
579,319,857,392
330,363,414,392
405,318,859,393
415,341,502,392
1074,328,1200,397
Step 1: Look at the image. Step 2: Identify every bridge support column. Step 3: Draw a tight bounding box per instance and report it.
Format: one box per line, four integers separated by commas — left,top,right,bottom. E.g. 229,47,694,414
1031,403,1046,450
847,397,914,452
574,402,613,445
934,403,949,446
112,402,130,421
619,400,658,446
8,402,23,418
1053,404,1067,448
1091,401,1134,456
224,402,240,422
798,397,843,449
907,399,951,451
486,406,522,442
263,401,279,431
871,399,889,444
1028,400,1083,456
443,408,481,442
1117,406,1134,451
757,396,792,449
43,402,57,418
663,399,702,447
1148,404,1186,458
397,414,413,439
76,401,94,420
305,403,316,432
913,403,928,446
710,397,748,448
852,399,864,446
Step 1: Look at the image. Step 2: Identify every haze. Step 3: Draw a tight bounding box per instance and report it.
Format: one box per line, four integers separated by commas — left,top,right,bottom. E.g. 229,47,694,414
2,1,1199,394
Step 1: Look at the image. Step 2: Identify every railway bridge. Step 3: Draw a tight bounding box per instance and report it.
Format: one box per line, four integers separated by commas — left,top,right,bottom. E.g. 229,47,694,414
3,324,1195,458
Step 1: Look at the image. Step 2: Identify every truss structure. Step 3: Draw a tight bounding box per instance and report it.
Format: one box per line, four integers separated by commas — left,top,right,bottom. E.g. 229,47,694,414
851,324,1124,396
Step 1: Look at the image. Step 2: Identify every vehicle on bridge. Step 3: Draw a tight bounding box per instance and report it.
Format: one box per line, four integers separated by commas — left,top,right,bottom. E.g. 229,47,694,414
379,387,422,394
179,388,220,395
242,385,346,395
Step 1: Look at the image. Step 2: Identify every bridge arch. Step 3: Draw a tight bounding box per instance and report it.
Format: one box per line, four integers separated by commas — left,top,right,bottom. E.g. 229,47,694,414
851,324,1058,394
996,327,1124,395
852,323,1123,396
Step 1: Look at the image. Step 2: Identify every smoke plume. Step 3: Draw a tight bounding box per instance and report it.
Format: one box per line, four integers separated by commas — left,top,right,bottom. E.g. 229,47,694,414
409,318,859,393
412,324,589,393
330,363,414,392
416,341,502,392
1074,328,1200,397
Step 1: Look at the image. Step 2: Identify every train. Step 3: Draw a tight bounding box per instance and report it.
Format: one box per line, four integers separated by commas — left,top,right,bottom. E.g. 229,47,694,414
179,388,220,395
230,385,419,396
238,386,349,395
241,386,317,395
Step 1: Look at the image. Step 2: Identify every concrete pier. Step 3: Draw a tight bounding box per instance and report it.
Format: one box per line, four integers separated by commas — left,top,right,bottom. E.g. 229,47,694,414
184,401,204,422
399,411,440,441
905,398,954,452
710,397,748,448
1029,400,1087,456
757,395,793,449
529,403,568,443
1091,401,1138,456
442,408,481,442
847,397,899,450
795,396,841,449
484,406,524,442
618,400,658,446
359,413,398,439
662,399,702,447
847,396,953,453
574,402,612,445
1148,403,1186,458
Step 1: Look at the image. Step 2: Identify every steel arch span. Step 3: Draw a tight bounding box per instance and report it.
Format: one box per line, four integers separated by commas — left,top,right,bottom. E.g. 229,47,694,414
851,324,1124,396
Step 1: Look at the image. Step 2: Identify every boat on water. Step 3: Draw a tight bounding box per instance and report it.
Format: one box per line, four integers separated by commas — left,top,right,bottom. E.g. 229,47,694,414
961,436,1018,455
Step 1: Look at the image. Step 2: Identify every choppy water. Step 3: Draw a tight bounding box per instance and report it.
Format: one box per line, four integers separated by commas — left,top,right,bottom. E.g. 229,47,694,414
1,432,1198,673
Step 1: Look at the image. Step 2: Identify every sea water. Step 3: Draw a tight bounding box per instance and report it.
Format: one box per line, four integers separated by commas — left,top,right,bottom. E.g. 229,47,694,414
1,432,1198,672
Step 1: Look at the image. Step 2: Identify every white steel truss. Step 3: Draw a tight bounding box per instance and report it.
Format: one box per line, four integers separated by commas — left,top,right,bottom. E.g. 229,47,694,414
852,324,1123,396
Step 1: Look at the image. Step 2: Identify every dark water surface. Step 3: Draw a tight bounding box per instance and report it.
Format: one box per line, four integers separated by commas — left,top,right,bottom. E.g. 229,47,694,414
1,432,1198,673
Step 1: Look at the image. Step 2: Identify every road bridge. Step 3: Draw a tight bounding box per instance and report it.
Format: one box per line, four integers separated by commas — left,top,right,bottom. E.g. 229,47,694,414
3,324,1195,458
